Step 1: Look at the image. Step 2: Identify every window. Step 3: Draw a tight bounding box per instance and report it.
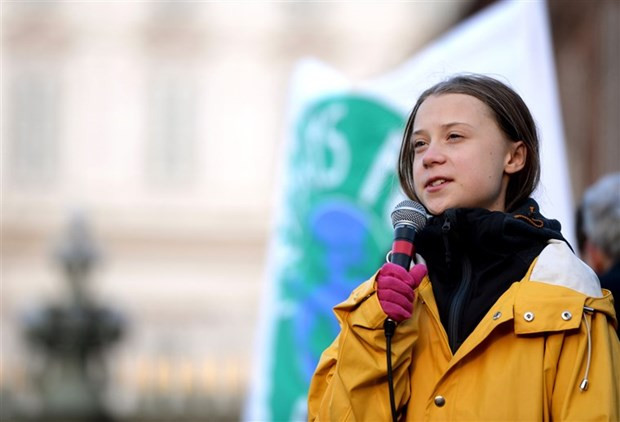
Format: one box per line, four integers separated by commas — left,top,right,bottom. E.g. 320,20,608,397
146,69,198,187
7,68,60,186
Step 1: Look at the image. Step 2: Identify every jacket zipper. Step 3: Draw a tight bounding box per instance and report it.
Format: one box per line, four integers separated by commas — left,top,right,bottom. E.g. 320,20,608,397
442,217,452,269
442,210,473,354
448,256,472,353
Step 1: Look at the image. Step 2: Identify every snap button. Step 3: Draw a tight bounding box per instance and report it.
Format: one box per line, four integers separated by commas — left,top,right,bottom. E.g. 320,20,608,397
492,311,502,320
524,311,535,322
561,311,572,321
434,395,446,407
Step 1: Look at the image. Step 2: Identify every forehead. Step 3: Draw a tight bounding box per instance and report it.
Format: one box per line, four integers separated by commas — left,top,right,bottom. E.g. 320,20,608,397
413,93,495,129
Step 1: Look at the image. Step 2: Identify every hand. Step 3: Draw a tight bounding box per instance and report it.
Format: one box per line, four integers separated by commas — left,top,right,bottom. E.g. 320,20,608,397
376,262,427,322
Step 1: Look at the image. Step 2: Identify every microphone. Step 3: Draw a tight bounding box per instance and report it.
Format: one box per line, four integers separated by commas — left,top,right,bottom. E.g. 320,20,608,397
385,200,427,422
389,200,428,269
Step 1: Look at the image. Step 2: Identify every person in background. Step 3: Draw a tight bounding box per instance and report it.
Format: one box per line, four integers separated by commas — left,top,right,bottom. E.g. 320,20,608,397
578,172,620,335
308,74,620,421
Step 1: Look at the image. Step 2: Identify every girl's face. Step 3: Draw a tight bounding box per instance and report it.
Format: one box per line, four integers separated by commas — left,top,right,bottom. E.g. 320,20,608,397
411,93,525,215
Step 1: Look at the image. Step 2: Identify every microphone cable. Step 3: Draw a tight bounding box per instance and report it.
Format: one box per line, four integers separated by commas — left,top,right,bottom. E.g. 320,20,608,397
384,318,398,422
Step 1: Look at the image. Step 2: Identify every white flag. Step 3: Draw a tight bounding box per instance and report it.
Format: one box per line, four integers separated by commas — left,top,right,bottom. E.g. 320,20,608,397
245,1,571,420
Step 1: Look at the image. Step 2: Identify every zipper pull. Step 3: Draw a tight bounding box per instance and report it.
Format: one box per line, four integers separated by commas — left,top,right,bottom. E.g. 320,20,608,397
442,216,452,268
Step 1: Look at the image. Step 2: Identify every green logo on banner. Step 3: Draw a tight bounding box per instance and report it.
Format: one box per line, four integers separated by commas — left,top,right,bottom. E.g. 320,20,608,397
268,94,406,420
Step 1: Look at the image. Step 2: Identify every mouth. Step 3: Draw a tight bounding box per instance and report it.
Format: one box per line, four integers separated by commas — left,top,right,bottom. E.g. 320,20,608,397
425,178,451,188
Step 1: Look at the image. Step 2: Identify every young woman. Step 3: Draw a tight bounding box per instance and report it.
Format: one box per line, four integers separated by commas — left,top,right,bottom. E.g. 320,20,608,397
307,75,620,421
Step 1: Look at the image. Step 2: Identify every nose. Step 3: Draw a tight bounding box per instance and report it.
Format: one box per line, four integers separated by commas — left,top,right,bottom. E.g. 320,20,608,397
421,140,446,168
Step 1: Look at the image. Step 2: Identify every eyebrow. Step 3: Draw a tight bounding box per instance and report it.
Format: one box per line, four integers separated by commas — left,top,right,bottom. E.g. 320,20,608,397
412,121,474,135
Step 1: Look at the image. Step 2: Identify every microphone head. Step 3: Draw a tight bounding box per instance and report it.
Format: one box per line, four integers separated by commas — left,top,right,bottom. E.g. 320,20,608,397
391,200,427,231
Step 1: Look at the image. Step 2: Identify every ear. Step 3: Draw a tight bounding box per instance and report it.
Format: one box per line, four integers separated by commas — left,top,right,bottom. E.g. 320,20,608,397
504,141,527,175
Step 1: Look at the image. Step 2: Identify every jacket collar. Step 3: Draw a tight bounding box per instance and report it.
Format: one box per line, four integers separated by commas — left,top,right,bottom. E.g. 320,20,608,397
416,198,567,352
417,251,617,363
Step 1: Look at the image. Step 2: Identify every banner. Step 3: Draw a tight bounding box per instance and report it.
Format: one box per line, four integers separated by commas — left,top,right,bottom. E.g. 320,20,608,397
245,1,571,420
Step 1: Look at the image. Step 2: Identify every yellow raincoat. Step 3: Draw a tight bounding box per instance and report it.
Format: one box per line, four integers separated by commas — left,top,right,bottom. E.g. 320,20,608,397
308,241,620,421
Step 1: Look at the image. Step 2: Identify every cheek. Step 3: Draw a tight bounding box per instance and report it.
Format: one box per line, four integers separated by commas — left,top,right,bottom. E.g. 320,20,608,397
412,156,423,176
412,162,424,188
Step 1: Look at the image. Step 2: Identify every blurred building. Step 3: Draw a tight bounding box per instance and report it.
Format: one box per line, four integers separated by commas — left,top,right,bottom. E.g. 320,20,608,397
1,2,473,420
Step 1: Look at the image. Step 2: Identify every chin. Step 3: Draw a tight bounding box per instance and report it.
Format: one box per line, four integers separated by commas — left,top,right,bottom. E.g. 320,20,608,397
425,204,449,216
417,194,454,215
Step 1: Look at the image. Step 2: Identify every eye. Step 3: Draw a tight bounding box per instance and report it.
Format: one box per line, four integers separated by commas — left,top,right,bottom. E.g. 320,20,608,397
448,133,463,140
412,139,428,150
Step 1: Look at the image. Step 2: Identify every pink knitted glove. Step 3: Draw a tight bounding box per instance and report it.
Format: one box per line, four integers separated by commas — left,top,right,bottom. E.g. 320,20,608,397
376,262,427,322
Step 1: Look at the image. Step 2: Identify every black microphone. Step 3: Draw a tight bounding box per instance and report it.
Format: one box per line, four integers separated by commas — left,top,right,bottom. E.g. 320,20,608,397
385,199,427,422
389,200,428,269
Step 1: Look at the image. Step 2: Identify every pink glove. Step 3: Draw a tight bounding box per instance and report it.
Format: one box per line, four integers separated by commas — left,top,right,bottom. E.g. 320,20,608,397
376,262,427,322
